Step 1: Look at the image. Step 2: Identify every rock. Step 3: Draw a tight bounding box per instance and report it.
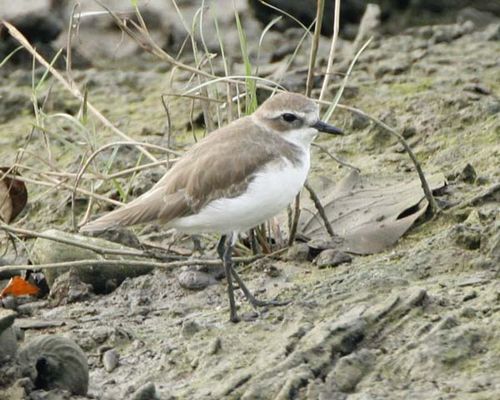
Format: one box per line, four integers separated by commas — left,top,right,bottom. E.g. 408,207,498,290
102,349,119,372
48,269,93,306
248,0,366,37
485,23,500,41
17,335,88,396
457,7,500,27
181,320,201,338
307,237,344,258
447,163,477,183
327,349,376,392
131,382,158,400
374,58,411,78
207,337,222,355
84,227,142,249
315,249,352,269
0,12,67,68
31,229,154,293
177,269,215,290
450,224,482,250
430,21,475,44
402,126,417,139
463,290,477,302
351,113,371,130
284,242,310,262
0,309,17,362
488,230,500,262
0,308,16,333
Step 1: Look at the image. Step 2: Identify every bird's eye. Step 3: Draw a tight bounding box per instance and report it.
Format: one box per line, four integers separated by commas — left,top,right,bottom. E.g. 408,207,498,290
282,113,298,123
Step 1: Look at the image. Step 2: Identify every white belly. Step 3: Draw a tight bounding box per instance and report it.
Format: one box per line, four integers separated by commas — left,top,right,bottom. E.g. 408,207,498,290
170,155,310,234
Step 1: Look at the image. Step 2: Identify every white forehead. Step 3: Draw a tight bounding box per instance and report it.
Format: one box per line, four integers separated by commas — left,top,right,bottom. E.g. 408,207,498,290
256,93,320,122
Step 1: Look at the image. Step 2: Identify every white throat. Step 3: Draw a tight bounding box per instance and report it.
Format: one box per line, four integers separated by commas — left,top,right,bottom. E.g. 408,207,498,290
281,128,318,150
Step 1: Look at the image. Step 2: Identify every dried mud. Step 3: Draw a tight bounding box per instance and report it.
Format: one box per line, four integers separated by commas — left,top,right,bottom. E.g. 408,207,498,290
0,3,499,400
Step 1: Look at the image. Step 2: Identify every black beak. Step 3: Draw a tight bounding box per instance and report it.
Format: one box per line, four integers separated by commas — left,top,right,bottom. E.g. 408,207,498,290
312,120,343,135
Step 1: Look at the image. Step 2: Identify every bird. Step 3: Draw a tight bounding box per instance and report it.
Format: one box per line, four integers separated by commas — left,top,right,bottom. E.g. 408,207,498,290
80,92,343,322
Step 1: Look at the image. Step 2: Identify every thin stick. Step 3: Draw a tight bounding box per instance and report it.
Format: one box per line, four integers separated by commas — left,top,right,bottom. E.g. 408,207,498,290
312,142,360,171
319,0,341,101
2,173,123,207
288,193,301,246
0,251,283,274
0,259,209,273
304,181,335,237
305,0,325,96
0,222,147,258
73,141,180,223
336,103,439,215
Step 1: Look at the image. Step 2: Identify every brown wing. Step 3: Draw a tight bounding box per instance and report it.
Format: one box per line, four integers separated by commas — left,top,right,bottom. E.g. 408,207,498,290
81,117,300,232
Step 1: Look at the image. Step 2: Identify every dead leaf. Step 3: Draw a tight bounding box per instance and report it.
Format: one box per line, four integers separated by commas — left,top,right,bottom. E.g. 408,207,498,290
299,170,446,254
0,276,39,298
0,167,28,223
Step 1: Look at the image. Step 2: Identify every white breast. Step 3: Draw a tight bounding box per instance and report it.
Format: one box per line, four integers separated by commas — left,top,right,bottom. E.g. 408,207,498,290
170,152,310,234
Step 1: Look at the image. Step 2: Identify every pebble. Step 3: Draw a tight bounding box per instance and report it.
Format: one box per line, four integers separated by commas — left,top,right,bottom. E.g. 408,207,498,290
181,320,201,338
207,337,222,355
449,224,482,250
177,269,215,290
131,382,158,400
315,250,352,269
463,290,478,302
103,349,119,372
284,243,310,262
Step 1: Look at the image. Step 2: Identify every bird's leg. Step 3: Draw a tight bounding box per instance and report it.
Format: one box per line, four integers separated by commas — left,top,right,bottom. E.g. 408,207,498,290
217,234,227,260
223,233,240,323
230,266,290,309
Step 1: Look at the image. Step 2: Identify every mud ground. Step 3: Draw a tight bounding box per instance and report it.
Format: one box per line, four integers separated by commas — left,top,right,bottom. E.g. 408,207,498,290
0,1,499,399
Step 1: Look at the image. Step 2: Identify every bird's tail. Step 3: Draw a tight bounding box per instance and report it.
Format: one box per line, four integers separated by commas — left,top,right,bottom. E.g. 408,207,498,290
79,197,157,233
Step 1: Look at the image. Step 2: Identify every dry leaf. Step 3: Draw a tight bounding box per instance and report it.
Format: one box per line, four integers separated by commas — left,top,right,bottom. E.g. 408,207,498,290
299,170,446,254
0,276,40,298
0,167,28,223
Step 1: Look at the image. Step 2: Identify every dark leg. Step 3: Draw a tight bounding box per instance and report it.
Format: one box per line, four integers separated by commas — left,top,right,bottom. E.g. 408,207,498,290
217,234,227,260
223,234,240,323
230,266,290,309
249,229,259,255
192,235,203,254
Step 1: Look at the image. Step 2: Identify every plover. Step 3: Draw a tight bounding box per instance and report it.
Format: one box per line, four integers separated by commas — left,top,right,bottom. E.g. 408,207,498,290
81,92,343,322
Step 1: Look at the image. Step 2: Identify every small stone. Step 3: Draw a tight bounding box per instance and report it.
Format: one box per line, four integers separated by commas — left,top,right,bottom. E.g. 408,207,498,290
0,326,17,362
450,224,481,250
463,291,477,302
177,269,215,290
351,113,370,130
181,320,201,338
458,163,477,184
463,83,491,96
131,382,158,400
102,349,119,372
402,126,417,139
483,99,500,115
49,269,93,306
17,335,88,395
285,243,310,262
485,23,500,41
240,311,259,321
0,308,17,333
207,337,222,355
1,296,17,310
315,250,352,269
327,349,376,392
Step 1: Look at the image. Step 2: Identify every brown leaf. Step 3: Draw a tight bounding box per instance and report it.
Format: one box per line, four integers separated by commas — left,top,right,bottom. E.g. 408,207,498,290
0,167,28,223
299,170,446,255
